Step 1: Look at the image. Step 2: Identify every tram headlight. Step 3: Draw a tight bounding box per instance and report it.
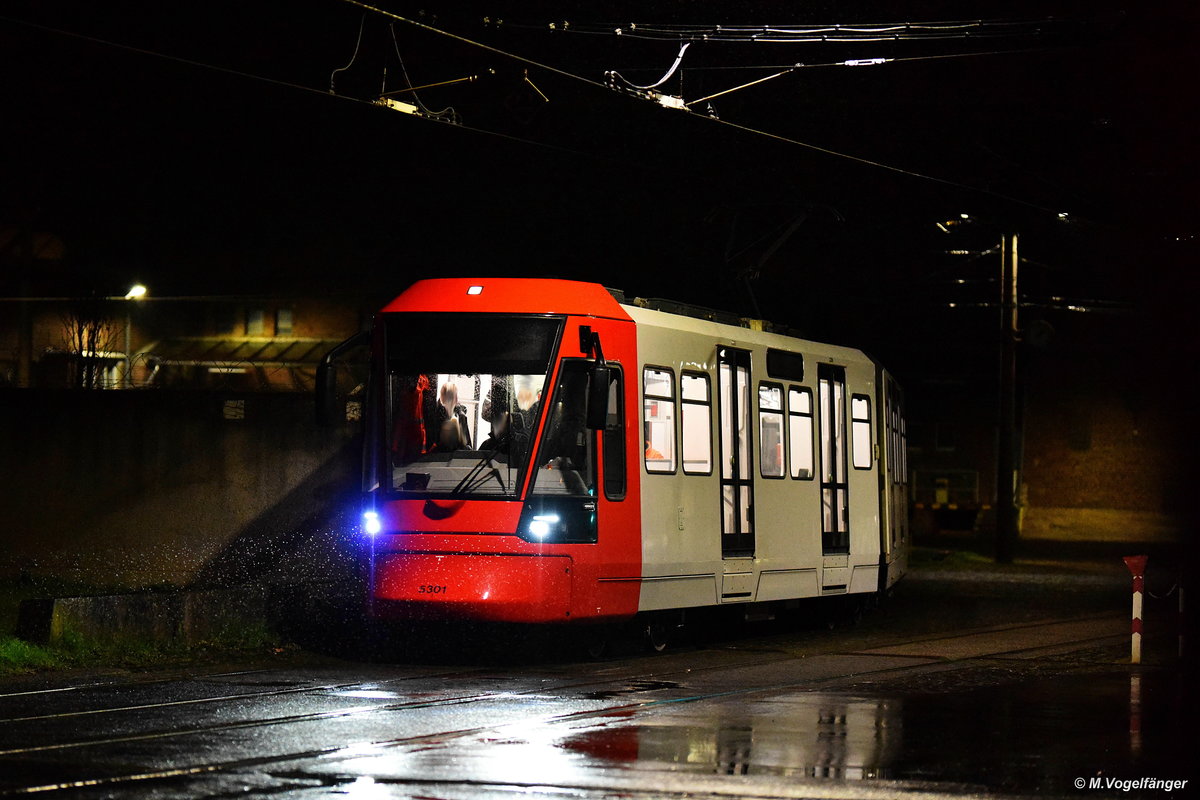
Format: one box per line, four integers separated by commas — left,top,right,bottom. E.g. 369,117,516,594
517,500,597,544
527,513,561,540
362,511,382,536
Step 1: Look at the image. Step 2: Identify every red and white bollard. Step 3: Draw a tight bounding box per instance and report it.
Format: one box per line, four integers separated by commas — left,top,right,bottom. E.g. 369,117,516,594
1123,555,1148,665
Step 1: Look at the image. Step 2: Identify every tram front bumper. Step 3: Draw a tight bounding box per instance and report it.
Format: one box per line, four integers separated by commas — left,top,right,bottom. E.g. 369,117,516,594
371,552,574,623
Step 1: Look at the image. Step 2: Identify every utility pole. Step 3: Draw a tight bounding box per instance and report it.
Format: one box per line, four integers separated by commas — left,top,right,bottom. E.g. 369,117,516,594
995,234,1020,563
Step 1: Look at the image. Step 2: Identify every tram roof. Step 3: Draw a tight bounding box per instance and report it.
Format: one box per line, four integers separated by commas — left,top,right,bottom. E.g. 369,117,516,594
381,278,872,366
382,278,632,320
621,303,873,366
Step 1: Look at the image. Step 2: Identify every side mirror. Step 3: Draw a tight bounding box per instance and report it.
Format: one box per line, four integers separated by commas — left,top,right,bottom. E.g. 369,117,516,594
586,365,609,430
316,331,369,427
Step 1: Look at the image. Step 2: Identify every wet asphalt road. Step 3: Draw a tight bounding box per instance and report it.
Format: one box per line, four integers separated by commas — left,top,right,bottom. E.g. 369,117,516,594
0,562,1193,799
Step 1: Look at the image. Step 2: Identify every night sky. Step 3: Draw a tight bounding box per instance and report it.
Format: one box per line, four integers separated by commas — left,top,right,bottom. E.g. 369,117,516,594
2,1,1196,369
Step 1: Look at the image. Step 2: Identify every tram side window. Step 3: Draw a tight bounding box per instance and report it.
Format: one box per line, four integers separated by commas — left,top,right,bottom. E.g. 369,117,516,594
602,367,626,499
788,387,814,479
680,372,713,474
851,394,873,469
758,383,785,478
643,367,676,473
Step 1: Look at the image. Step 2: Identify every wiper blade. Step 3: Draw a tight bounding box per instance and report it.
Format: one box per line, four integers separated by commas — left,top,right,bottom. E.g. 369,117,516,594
451,434,510,495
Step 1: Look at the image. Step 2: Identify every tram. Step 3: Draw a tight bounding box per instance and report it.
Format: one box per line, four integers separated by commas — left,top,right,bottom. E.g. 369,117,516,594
320,278,908,642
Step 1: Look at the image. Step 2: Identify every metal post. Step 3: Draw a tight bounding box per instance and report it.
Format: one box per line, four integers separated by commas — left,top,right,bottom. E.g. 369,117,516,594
124,308,132,389
995,234,1019,563
1124,555,1148,664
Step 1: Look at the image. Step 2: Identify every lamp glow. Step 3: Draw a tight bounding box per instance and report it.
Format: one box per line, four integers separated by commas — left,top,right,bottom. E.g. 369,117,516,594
528,513,560,539
125,284,148,300
467,285,484,295
363,511,382,536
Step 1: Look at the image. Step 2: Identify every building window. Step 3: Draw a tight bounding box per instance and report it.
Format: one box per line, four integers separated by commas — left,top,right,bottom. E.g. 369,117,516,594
680,371,712,474
246,308,265,336
758,383,785,478
643,367,676,473
852,394,873,469
213,306,238,335
276,308,294,336
788,386,814,479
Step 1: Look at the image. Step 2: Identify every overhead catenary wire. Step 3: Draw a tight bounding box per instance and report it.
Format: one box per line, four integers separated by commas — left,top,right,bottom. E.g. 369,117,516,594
338,0,1070,216
670,45,1067,72
5,6,1076,221
2,13,356,106
683,65,800,107
518,16,1075,43
329,13,366,93
607,41,691,90
610,45,1063,110
0,12,605,168
338,0,609,91
389,23,460,123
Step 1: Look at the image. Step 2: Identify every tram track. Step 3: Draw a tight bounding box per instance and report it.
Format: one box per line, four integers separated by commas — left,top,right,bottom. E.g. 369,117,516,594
0,612,1124,738
0,665,502,725
0,608,1118,711
0,613,1127,795
0,648,803,754
0,667,281,699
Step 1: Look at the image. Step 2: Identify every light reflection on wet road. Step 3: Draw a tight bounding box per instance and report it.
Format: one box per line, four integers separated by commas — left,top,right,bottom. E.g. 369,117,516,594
284,667,1186,800
0,569,1192,799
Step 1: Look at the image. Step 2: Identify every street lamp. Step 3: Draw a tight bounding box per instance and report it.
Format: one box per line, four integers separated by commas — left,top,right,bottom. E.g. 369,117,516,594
124,284,147,387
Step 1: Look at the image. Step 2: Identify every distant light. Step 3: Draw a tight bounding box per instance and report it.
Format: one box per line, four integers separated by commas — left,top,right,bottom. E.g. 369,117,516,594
467,285,484,295
125,284,148,300
960,213,970,220
1058,212,1070,220
363,511,382,536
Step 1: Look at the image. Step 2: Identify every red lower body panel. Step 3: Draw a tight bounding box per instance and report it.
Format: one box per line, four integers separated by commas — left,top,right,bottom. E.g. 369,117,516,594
372,552,573,623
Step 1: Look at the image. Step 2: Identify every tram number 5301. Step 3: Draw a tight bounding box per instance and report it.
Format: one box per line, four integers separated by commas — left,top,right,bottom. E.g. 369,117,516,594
418,585,447,594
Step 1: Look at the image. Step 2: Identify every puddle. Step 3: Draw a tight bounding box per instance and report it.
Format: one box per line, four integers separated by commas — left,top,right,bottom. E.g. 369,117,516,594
558,669,1191,795
580,680,682,700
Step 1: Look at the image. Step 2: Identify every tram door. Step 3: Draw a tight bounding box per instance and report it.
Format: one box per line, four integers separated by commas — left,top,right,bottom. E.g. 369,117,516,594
818,364,850,554
718,347,754,557
883,375,909,555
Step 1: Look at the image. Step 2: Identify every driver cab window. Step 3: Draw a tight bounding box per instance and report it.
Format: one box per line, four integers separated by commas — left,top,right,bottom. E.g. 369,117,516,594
532,362,596,496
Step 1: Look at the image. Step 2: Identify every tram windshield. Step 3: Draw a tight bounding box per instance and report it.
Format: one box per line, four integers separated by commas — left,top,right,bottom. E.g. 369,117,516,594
383,314,563,498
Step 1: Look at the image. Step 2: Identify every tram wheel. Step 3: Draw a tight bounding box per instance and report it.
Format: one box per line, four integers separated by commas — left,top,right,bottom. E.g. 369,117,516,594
577,627,612,660
644,620,670,653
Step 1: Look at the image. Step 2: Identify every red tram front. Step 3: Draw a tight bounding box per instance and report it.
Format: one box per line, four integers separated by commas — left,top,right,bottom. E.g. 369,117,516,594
359,279,642,624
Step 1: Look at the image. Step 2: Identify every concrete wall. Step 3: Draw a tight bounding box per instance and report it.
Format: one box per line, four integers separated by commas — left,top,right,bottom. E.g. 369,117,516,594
1,389,362,589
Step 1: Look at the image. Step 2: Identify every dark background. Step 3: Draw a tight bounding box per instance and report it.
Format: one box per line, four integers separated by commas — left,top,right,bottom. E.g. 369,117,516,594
2,1,1197,373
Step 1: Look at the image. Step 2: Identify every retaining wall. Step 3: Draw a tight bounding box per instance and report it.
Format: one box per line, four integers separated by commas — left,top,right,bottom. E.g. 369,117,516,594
1,389,362,589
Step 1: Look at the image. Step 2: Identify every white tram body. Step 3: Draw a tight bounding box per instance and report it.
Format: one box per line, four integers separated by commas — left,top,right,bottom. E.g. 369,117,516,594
626,304,908,614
